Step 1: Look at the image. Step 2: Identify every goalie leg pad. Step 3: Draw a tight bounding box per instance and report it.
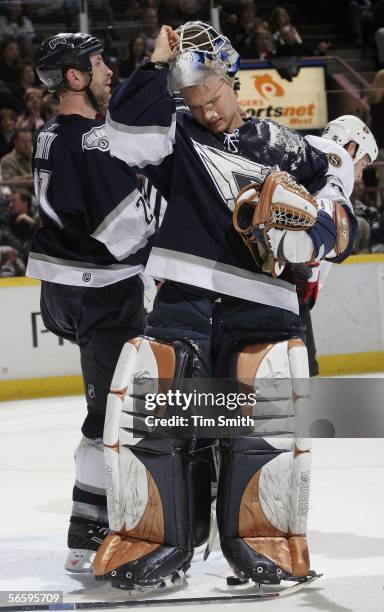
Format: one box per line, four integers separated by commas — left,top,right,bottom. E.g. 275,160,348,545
217,338,312,583
93,337,211,588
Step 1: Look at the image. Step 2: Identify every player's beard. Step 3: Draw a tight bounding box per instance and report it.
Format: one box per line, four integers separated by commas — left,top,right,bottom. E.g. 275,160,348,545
90,84,111,116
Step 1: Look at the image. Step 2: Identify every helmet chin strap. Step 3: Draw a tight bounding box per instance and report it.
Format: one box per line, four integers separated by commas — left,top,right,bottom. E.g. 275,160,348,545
63,69,102,114
84,85,102,114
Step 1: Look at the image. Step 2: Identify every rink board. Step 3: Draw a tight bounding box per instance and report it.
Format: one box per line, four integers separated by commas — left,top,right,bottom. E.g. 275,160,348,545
1,254,384,400
0,278,83,400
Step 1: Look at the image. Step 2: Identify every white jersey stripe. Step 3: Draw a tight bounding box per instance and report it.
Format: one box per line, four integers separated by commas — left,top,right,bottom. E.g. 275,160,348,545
146,248,299,314
27,253,144,287
106,111,176,168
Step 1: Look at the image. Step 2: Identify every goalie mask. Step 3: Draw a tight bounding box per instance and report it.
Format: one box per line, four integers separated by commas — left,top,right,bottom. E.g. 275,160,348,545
322,115,378,164
168,21,240,93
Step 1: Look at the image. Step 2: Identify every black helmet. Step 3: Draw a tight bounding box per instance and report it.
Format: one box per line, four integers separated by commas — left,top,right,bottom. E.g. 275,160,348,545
35,32,103,91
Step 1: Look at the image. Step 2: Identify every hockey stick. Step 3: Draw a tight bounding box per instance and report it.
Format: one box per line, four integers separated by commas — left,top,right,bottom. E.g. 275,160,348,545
0,591,279,611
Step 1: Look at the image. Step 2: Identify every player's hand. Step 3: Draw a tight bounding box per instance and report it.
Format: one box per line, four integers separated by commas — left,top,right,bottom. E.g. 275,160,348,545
152,25,180,63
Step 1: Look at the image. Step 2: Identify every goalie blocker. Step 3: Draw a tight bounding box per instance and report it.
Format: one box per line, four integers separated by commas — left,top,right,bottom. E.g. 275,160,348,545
93,331,314,589
233,170,356,275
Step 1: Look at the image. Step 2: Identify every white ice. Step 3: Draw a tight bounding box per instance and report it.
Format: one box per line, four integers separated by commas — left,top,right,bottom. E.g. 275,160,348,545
1,391,384,611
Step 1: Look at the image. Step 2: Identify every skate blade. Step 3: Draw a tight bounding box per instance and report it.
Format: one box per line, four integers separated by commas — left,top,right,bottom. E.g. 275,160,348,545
214,572,323,597
110,571,188,598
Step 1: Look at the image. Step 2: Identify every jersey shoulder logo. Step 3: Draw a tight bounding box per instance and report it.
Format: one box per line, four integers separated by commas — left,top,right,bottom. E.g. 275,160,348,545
326,152,343,168
44,123,59,132
82,125,110,153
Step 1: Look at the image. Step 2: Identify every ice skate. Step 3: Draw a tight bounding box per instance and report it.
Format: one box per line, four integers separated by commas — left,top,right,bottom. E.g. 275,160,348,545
65,521,110,573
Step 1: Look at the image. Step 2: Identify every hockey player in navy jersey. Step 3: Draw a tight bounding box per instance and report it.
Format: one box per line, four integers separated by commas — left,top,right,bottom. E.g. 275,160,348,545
27,33,155,572
92,22,372,591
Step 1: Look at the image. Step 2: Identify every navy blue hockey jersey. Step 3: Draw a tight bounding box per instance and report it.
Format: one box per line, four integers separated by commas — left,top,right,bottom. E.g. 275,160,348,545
27,114,155,287
106,68,329,314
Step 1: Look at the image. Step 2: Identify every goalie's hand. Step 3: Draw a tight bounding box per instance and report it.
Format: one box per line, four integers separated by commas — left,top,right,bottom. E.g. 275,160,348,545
233,171,318,275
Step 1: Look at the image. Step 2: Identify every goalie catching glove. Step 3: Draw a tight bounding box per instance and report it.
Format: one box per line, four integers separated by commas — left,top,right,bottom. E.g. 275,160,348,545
233,170,355,276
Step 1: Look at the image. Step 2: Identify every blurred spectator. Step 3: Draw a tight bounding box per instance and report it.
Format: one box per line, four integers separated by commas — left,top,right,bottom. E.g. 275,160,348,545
120,35,147,78
0,77,18,112
0,189,37,263
347,0,373,45
125,1,143,21
0,127,32,184
0,108,16,158
40,96,59,124
0,245,25,277
275,24,331,57
0,37,20,86
89,0,114,25
9,188,36,238
270,6,302,42
221,0,262,54
367,69,384,199
35,0,66,25
9,59,37,111
139,7,160,55
274,24,306,56
243,23,275,59
270,6,331,57
158,0,180,24
177,0,209,21
373,3,384,65
351,178,372,251
0,0,35,52
18,87,44,133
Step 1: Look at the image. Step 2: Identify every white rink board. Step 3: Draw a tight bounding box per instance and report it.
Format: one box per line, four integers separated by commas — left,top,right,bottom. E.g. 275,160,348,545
0,281,80,381
1,256,384,384
312,259,384,355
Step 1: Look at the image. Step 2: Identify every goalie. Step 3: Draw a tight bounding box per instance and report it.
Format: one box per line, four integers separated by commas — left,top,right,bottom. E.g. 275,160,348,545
93,21,377,592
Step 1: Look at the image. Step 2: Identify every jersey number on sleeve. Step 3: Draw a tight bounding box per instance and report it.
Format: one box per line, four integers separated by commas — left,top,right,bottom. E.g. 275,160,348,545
34,169,64,229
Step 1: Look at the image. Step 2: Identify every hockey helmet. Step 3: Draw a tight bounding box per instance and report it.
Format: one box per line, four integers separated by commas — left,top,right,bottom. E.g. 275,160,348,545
35,32,103,91
322,115,378,164
168,21,240,93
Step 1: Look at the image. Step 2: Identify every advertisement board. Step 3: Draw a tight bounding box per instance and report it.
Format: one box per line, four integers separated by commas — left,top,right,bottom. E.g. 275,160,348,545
238,64,328,130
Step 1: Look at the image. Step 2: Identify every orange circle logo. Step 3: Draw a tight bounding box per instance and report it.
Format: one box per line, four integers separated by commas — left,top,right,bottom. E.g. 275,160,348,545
253,74,285,99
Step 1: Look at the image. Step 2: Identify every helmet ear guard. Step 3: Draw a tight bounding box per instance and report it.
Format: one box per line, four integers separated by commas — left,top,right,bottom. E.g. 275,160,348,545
322,115,378,164
168,21,240,93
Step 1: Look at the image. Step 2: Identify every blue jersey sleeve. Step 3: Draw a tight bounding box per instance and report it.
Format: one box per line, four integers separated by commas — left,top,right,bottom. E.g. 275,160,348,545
106,67,176,197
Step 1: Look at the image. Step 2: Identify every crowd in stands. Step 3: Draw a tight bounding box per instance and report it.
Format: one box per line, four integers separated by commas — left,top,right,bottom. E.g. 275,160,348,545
2,0,384,277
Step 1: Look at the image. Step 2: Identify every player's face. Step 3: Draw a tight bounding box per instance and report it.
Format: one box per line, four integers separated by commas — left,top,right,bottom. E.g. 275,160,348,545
354,154,370,182
89,53,113,105
183,76,243,134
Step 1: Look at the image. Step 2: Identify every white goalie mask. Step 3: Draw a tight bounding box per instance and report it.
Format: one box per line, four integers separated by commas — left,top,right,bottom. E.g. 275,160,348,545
322,115,378,164
168,21,240,93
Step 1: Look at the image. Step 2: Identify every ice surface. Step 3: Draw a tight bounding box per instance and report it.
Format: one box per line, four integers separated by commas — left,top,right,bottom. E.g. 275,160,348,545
1,393,384,611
